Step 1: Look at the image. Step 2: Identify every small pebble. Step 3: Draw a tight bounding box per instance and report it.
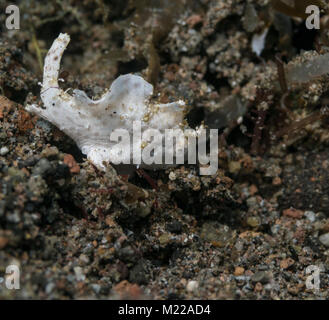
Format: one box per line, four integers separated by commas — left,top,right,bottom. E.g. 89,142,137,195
247,216,260,228
169,172,176,181
319,233,329,247
283,208,304,219
0,146,9,156
186,280,199,293
251,271,271,284
304,211,316,222
228,161,241,174
45,282,55,294
74,266,85,282
91,284,101,294
234,267,245,276
41,146,59,159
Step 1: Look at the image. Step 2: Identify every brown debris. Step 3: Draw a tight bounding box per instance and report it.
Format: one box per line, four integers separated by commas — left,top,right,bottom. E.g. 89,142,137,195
17,108,36,133
113,280,144,300
186,14,203,28
0,95,15,119
280,258,295,270
63,154,80,174
282,208,304,219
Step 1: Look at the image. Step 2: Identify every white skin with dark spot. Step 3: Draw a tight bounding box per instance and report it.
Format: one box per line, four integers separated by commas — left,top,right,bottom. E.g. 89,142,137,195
26,33,200,170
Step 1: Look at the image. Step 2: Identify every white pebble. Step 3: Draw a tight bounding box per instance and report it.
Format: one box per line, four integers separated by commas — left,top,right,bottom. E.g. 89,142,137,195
304,211,316,222
74,266,86,282
319,233,329,247
0,146,9,156
186,280,199,292
169,172,176,181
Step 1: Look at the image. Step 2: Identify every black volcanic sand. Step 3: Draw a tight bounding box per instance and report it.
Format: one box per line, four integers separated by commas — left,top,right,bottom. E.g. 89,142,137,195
0,0,329,299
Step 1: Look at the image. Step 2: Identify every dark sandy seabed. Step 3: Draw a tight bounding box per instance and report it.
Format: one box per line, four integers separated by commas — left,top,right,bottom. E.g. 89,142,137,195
0,0,329,300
